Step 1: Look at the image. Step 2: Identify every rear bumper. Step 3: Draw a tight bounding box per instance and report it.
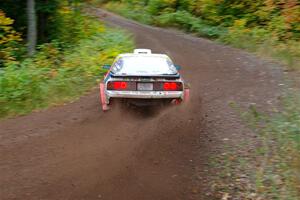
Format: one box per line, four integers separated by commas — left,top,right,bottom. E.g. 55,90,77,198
105,90,184,103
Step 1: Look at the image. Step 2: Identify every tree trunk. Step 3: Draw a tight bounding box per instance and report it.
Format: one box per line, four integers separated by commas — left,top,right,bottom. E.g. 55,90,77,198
27,0,37,56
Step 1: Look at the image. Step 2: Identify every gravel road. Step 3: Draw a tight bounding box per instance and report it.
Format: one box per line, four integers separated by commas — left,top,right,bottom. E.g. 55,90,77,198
0,8,283,200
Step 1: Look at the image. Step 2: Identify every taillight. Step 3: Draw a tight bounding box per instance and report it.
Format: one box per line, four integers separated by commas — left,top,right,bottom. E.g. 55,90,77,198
163,82,182,91
107,81,136,90
114,82,128,89
107,81,182,91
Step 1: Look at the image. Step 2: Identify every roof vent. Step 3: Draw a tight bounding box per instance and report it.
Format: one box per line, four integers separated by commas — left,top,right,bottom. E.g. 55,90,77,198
133,49,152,54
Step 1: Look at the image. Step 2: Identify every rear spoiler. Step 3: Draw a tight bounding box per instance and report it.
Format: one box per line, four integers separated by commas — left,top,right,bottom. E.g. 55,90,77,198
110,72,180,79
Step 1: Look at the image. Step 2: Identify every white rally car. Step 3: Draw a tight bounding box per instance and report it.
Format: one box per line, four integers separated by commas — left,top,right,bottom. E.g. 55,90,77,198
99,49,190,111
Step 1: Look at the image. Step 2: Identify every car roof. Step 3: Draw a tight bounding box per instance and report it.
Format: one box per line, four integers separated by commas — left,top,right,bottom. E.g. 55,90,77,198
111,49,178,76
117,50,171,60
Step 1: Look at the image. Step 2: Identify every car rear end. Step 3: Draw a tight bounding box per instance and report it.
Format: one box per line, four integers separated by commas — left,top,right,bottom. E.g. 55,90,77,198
105,75,185,106
100,49,188,110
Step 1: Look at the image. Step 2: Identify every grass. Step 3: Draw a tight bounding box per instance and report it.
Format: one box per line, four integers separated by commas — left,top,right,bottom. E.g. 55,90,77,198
154,11,227,39
210,95,300,199
100,1,300,71
104,2,153,25
251,94,300,199
219,26,300,71
0,16,134,118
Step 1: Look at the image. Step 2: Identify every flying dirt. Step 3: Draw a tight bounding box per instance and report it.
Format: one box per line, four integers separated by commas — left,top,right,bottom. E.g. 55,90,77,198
0,8,282,200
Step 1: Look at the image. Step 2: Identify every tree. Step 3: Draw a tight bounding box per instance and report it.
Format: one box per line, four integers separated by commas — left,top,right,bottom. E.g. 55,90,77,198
27,0,37,56
0,10,22,66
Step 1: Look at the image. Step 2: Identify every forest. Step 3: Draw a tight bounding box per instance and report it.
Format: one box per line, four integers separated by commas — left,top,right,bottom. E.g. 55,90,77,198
0,0,133,117
101,0,300,69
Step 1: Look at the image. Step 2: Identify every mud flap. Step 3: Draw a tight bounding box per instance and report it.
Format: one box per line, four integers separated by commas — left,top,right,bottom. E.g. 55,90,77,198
184,88,190,102
100,83,110,111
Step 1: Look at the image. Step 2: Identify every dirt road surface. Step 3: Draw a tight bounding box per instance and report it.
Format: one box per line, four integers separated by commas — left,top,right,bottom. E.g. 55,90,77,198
0,8,283,200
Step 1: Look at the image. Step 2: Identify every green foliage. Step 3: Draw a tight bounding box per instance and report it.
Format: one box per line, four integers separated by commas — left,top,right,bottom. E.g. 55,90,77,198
212,94,300,199
0,2,135,118
246,94,300,199
155,10,226,38
54,8,94,47
0,0,27,34
0,0,61,44
0,10,22,66
101,0,300,69
147,0,176,15
219,18,300,69
102,0,300,40
220,19,270,50
0,15,133,118
104,2,153,24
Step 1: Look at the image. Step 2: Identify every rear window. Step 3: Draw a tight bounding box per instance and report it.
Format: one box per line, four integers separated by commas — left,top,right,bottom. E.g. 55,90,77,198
111,56,177,76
